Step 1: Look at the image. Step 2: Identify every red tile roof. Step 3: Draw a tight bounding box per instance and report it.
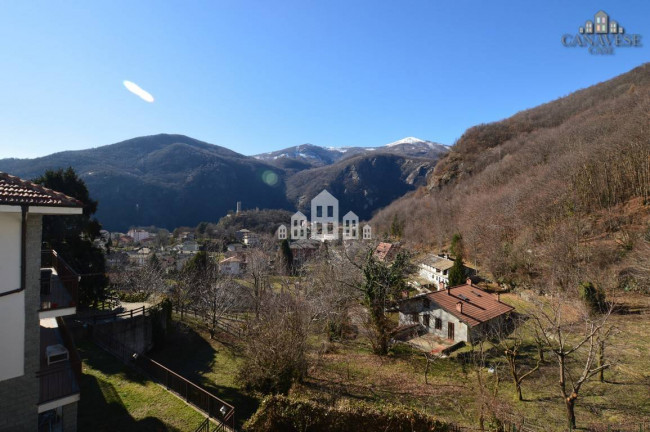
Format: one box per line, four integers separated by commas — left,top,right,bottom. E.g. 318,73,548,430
426,283,514,327
0,172,83,208
374,242,400,261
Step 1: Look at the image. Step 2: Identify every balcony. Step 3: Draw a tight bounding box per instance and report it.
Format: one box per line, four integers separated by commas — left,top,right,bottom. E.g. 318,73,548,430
37,317,81,414
40,250,79,318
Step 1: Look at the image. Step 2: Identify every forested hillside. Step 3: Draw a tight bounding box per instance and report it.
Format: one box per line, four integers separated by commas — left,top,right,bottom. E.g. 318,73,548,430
373,63,650,291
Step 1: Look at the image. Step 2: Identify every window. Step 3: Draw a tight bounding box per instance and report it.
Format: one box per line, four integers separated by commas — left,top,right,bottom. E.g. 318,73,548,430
327,222,334,234
423,314,430,327
435,318,442,330
447,322,455,340
345,220,350,227
411,313,419,323
352,229,356,237
293,220,298,226
316,206,322,217
327,205,334,217
316,223,322,234
293,229,298,237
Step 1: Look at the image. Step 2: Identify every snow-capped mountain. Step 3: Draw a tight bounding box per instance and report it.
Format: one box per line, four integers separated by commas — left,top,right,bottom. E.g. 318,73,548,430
253,137,448,171
385,136,447,149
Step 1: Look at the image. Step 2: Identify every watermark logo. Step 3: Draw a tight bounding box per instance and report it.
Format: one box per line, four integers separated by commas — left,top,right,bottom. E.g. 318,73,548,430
277,189,371,242
562,11,642,55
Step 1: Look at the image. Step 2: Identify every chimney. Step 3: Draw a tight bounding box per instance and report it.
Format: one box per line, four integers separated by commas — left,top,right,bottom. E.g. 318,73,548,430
446,285,450,295
456,302,463,314
493,292,501,302
466,277,472,286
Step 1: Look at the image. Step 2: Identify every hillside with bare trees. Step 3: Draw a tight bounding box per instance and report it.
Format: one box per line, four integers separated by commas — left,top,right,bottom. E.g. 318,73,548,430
372,63,650,291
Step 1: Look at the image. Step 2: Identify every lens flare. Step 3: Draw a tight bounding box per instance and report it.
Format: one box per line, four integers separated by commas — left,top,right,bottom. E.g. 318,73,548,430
261,170,279,186
123,80,155,103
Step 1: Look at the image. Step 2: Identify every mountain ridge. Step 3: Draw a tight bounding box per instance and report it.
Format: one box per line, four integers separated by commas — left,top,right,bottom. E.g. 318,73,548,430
0,134,445,231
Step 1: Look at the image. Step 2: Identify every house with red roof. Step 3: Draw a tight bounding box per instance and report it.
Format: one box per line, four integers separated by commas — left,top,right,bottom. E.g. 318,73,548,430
374,242,400,262
398,278,514,343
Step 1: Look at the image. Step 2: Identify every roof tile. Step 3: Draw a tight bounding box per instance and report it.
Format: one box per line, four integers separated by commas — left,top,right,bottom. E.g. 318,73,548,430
425,284,514,327
0,172,83,208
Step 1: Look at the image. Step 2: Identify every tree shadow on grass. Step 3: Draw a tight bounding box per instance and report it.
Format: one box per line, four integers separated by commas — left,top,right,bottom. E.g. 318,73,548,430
78,371,180,432
77,342,148,386
148,321,260,429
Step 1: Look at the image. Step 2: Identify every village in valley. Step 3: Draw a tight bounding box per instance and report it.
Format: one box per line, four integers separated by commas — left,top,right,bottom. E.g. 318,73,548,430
0,3,649,432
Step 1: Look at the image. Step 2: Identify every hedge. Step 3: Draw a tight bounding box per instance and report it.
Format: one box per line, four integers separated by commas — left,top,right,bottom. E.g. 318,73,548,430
244,395,451,432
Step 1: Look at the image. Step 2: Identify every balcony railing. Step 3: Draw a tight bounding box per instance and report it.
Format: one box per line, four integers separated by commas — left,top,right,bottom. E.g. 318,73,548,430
38,318,81,406
40,250,79,312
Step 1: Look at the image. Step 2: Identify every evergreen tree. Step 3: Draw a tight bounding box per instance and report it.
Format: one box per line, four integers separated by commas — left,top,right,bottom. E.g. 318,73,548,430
390,214,404,239
34,167,108,307
362,250,411,355
448,254,466,286
450,233,463,257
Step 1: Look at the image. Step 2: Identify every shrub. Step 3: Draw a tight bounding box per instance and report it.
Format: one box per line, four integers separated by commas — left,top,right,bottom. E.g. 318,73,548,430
243,395,451,432
579,282,607,315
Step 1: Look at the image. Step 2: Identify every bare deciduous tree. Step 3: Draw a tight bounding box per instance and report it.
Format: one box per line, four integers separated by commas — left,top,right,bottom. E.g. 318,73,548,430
495,316,540,401
530,295,613,429
238,292,311,394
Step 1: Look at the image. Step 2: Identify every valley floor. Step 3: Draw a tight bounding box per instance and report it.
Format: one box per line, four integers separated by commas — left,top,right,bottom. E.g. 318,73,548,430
158,293,650,431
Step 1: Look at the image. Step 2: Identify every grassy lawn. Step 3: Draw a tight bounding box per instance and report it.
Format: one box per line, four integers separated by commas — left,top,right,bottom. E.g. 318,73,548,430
153,293,650,431
293,293,650,431
152,314,260,429
78,342,206,432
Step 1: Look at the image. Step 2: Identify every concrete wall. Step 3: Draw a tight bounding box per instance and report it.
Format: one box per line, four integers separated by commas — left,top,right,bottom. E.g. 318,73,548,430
0,212,24,381
93,315,154,354
0,213,42,431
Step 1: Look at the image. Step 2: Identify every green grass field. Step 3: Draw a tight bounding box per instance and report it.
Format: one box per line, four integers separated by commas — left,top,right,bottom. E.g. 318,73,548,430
145,292,650,431
77,342,206,432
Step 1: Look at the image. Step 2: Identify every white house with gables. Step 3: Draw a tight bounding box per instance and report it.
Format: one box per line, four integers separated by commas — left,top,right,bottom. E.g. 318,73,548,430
399,279,514,343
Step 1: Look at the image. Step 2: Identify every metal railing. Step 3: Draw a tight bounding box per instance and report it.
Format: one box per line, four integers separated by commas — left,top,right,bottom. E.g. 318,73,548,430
40,250,79,311
194,418,210,432
140,356,235,430
91,326,235,430
87,305,148,324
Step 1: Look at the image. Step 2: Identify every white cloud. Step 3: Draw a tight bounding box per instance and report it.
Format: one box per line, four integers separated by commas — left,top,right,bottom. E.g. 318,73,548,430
123,80,154,103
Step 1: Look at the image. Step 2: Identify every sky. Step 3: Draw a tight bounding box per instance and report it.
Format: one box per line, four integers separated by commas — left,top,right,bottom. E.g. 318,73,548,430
0,0,648,159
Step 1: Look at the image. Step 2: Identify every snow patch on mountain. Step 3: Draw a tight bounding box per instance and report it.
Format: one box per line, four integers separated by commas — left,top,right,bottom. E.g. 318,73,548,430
386,137,427,147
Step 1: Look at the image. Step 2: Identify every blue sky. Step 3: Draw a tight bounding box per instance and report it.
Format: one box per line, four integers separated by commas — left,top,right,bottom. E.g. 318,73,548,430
0,0,647,159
